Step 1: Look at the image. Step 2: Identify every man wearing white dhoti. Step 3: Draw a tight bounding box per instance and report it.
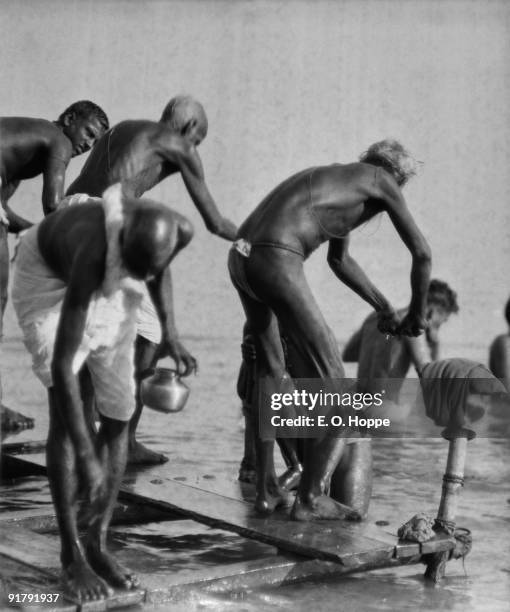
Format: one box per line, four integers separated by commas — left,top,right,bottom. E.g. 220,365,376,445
11,184,195,602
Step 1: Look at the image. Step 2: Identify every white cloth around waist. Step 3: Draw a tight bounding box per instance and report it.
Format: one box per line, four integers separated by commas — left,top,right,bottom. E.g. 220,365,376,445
11,223,143,421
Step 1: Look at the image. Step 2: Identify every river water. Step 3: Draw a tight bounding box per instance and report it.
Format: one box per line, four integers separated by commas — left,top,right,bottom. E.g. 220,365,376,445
1,327,509,611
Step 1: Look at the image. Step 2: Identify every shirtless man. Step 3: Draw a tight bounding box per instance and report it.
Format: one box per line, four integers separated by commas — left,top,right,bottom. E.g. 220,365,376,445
11,185,195,601
228,139,431,520
343,279,458,398
66,95,237,464
0,101,109,431
488,298,510,392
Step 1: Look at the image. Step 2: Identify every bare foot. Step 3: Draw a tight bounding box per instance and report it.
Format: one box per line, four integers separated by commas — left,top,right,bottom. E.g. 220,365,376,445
1,405,34,431
61,559,113,602
128,440,168,465
291,494,363,521
87,548,139,590
278,466,302,491
255,482,295,515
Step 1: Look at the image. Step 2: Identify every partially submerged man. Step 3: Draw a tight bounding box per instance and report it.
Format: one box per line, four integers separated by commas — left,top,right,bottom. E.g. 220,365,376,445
488,297,510,392
343,279,458,400
11,185,195,601
0,101,109,431
228,140,431,520
66,95,237,464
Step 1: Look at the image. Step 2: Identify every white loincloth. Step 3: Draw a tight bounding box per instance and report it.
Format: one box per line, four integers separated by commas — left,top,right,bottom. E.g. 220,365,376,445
11,185,145,421
136,287,162,345
59,192,162,345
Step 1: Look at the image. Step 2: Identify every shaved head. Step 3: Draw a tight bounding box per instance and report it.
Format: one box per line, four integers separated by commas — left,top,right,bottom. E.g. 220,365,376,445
121,197,178,279
161,95,208,139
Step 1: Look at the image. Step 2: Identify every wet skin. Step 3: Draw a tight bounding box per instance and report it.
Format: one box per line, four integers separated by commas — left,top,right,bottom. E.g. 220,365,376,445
67,116,237,464
230,162,431,520
0,114,105,437
38,200,191,600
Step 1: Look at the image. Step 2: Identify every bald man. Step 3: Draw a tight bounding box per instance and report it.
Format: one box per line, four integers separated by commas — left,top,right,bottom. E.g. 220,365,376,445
11,185,195,601
489,297,510,393
67,95,237,464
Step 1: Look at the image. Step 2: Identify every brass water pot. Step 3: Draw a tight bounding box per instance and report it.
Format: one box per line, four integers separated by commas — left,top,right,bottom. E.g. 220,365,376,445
140,367,190,413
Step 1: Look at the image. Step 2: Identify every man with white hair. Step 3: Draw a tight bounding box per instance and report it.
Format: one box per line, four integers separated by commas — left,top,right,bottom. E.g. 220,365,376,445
229,139,432,521
67,96,237,464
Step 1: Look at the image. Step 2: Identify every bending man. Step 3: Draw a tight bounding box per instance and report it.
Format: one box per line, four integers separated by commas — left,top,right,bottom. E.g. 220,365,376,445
66,95,237,464
11,185,195,601
0,101,109,431
228,139,432,520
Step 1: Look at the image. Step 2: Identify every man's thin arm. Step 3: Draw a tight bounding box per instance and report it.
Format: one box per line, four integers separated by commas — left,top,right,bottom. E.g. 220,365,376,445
146,266,178,343
327,237,393,313
146,266,197,375
42,154,68,215
426,328,440,360
172,147,237,241
377,174,431,319
404,336,429,375
51,256,100,461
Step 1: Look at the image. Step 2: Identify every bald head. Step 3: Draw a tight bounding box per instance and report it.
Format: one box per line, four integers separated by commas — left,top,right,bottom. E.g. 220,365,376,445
120,197,178,279
161,95,208,142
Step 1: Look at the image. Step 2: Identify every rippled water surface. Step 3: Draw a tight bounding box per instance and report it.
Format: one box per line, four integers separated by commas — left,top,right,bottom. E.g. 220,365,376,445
1,335,509,611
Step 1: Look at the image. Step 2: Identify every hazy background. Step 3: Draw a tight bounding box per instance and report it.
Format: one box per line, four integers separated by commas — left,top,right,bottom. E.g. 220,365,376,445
2,6,509,609
1,0,509,361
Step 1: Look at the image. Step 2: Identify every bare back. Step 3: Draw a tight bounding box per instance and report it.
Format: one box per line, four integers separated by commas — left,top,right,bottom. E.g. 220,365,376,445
238,163,383,258
0,118,71,184
66,120,181,198
37,203,106,285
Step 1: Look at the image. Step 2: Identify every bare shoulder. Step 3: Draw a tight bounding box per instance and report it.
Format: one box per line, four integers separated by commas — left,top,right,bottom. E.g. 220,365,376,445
321,162,385,196
365,163,402,200
490,334,510,354
0,117,70,157
151,124,188,153
41,204,105,255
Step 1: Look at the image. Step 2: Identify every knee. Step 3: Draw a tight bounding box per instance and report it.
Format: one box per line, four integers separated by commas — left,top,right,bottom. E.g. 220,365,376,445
100,416,129,437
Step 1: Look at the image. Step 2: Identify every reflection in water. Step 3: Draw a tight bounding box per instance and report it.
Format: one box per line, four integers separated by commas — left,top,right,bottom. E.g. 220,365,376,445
1,336,509,611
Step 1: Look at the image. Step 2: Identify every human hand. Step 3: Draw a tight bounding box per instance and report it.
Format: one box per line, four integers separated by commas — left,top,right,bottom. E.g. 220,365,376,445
377,308,401,336
397,312,427,337
161,338,198,377
220,218,238,242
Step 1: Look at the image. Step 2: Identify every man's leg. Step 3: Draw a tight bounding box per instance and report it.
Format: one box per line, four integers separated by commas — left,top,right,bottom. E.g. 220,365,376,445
86,415,139,589
244,247,365,520
241,298,294,513
0,221,9,334
0,220,34,432
46,389,112,601
276,335,303,491
128,335,167,465
229,249,294,513
329,441,373,518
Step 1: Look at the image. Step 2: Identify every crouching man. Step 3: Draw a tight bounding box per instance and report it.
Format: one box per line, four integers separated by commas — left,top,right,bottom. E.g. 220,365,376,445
11,184,196,601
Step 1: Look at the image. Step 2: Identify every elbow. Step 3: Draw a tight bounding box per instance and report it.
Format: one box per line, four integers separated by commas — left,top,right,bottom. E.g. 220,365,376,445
327,252,346,273
326,251,339,269
414,244,432,265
